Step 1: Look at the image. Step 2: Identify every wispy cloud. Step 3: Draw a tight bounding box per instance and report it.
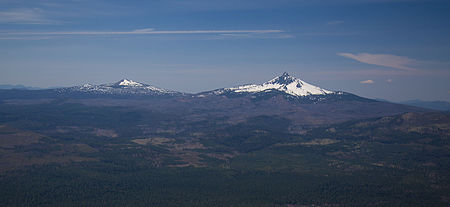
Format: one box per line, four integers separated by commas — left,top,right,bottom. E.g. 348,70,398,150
338,52,418,71
0,28,286,39
218,33,294,39
300,32,358,36
360,80,375,84
4,28,283,35
0,8,55,24
387,79,393,83
0,36,59,40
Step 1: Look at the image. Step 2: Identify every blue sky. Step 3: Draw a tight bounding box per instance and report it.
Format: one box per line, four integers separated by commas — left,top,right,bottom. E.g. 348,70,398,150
1,0,449,101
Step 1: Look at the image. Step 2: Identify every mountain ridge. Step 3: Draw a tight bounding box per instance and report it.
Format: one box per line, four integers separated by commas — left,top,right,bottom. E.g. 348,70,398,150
399,99,450,111
56,78,181,96
0,72,365,102
0,73,435,110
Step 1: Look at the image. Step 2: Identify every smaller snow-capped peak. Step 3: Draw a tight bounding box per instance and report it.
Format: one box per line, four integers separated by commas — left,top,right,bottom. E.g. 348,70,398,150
224,72,334,96
115,79,143,87
59,78,181,96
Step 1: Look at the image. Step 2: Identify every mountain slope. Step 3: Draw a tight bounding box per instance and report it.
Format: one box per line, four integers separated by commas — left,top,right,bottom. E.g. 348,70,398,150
199,72,374,104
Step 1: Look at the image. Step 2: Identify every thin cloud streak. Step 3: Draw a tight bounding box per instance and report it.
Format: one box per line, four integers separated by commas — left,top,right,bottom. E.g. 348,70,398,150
0,36,59,40
338,52,418,71
0,8,55,24
3,28,284,36
217,33,294,39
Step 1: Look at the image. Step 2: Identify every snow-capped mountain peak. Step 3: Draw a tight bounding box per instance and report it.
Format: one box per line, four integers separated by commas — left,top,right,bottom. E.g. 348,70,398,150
114,79,144,87
221,72,334,97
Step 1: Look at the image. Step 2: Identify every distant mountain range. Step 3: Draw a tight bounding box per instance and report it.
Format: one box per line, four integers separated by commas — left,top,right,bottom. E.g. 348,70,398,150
4,72,370,104
1,74,447,109
0,84,42,90
0,73,428,127
398,100,450,111
1,73,347,99
58,72,342,99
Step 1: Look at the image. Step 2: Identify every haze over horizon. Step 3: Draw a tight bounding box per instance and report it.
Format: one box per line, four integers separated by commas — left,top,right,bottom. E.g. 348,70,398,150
1,0,449,102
